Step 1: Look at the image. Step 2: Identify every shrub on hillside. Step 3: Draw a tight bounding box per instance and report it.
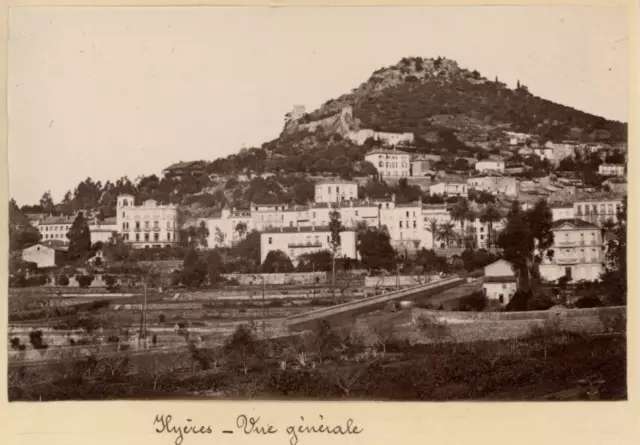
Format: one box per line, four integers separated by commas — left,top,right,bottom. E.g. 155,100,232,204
103,274,117,289
574,295,603,308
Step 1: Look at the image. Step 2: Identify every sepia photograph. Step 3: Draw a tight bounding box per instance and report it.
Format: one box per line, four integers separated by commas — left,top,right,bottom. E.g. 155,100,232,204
7,5,629,402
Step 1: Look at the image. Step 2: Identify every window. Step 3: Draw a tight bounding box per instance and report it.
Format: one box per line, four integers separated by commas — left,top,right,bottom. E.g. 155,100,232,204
328,186,332,193
289,221,293,227
122,223,126,230
268,237,272,245
144,221,150,229
406,211,409,217
167,221,171,229
154,221,159,229
399,221,403,228
499,295,504,303
312,212,316,218
122,212,125,218
355,211,359,216
337,186,340,194
167,233,171,241
144,233,150,241
154,233,159,241
502,284,507,289
136,222,141,230
136,234,140,241
413,221,416,228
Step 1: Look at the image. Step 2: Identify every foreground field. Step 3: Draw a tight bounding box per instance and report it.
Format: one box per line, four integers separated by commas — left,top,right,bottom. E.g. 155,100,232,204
9,328,626,401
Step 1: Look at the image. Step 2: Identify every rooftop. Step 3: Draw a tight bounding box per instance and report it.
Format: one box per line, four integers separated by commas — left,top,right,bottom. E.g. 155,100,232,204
366,148,410,156
261,225,356,234
315,178,358,185
552,219,600,230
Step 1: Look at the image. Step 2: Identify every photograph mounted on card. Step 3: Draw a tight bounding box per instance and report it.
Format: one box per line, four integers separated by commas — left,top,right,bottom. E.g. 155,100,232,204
7,4,629,403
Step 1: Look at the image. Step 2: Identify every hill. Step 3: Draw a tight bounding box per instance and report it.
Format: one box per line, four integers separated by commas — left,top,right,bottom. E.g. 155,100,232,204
16,56,627,218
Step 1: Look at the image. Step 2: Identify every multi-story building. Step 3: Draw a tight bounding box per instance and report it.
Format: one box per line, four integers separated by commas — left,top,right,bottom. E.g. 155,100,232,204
88,217,118,244
379,200,423,253
539,219,605,283
260,226,357,264
206,208,253,248
550,203,575,221
38,216,75,245
474,159,505,174
314,179,358,204
429,182,468,197
115,194,180,248
364,148,411,178
598,163,626,177
573,196,624,226
467,176,518,197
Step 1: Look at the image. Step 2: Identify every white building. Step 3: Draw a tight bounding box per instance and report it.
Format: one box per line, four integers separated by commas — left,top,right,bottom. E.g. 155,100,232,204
573,196,624,226
467,176,518,197
260,226,357,264
115,194,180,248
348,129,414,147
379,201,423,252
314,179,358,204
429,182,468,197
206,208,253,248
550,203,575,221
598,163,625,177
250,203,305,232
22,243,67,269
88,217,118,244
474,159,505,174
364,149,411,178
37,216,75,245
482,260,518,305
539,219,605,283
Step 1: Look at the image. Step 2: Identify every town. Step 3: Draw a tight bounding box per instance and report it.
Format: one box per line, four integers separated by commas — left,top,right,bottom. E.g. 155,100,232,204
8,57,628,402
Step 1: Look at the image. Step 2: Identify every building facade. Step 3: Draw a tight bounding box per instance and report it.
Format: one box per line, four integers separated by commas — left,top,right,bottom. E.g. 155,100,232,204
364,149,411,178
22,244,67,269
474,159,505,174
38,216,75,245
467,176,518,197
429,182,468,197
314,179,358,204
88,218,118,244
206,208,253,248
260,226,357,264
483,260,518,305
598,163,626,177
539,219,605,283
115,194,180,248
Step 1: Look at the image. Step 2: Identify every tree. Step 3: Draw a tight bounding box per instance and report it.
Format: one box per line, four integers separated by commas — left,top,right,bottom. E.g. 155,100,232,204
497,199,554,293
9,199,41,251
436,221,456,249
262,250,294,273
425,218,439,249
196,221,209,249
479,203,502,248
67,212,92,261
235,221,248,240
215,227,226,247
39,190,55,214
181,247,208,287
206,250,224,286
103,233,131,262
358,227,396,272
449,198,475,248
602,200,626,305
329,210,343,286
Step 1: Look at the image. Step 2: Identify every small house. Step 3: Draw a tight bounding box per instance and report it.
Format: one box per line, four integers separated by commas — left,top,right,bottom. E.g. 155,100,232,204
483,260,517,305
22,243,67,269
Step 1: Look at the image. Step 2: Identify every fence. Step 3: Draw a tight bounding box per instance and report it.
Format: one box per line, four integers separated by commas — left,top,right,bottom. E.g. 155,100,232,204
222,272,328,286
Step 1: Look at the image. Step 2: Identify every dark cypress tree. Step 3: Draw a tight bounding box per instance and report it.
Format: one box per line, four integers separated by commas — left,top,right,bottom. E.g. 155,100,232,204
66,212,92,261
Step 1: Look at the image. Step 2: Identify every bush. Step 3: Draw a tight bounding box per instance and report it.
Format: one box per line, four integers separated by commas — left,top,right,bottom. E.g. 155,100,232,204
103,274,117,288
459,291,488,312
574,295,603,308
76,274,95,288
57,274,70,286
28,330,48,350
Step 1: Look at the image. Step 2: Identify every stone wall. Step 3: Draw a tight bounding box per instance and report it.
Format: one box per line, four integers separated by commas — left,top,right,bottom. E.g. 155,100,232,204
408,306,626,343
222,272,328,286
365,275,440,288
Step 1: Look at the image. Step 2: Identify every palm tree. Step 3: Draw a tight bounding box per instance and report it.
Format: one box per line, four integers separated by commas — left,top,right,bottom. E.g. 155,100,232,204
449,198,475,247
437,222,456,248
235,221,248,240
479,203,502,248
425,218,439,249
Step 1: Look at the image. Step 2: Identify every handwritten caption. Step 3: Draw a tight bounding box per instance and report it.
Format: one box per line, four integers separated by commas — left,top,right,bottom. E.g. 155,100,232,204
154,414,364,445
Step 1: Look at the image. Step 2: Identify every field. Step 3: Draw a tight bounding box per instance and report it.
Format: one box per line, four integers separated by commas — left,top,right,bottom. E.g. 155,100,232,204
7,284,628,401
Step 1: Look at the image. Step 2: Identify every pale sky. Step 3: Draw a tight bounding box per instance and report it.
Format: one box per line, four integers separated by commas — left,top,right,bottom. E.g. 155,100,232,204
8,6,629,206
